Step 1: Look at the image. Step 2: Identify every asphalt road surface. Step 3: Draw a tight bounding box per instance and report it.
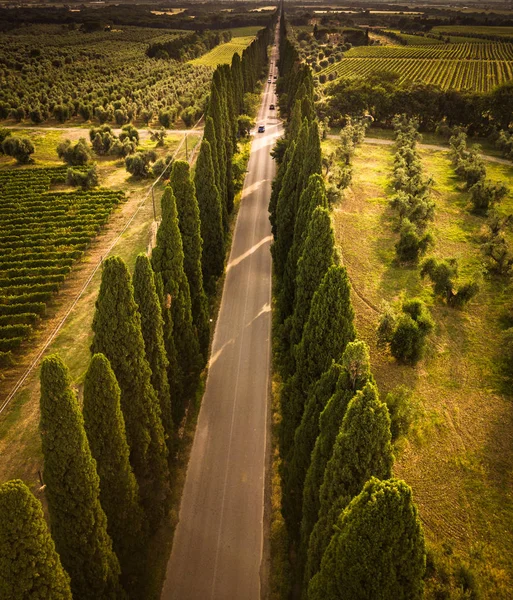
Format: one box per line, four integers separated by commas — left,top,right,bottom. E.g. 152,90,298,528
161,27,283,600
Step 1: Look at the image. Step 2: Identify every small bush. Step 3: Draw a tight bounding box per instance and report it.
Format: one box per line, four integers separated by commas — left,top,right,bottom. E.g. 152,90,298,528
57,138,91,166
2,136,35,164
66,165,99,190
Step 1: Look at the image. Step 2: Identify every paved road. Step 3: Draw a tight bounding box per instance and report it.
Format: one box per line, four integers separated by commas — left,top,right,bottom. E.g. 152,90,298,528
160,27,282,600
328,133,512,166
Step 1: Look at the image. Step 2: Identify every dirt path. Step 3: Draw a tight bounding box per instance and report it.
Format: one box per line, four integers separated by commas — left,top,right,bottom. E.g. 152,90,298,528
327,133,512,166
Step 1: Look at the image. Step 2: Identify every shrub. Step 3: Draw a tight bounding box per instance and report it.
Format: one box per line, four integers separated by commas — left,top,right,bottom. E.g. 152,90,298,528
469,179,509,212
66,165,99,190
378,298,434,364
385,385,418,442
395,219,433,263
57,138,91,166
2,136,35,164
125,150,157,178
421,257,479,307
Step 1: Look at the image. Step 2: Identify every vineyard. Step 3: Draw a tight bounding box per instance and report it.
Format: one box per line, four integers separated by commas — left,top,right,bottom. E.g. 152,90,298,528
432,25,513,39
343,43,513,60
190,35,257,67
0,166,124,367
319,43,513,91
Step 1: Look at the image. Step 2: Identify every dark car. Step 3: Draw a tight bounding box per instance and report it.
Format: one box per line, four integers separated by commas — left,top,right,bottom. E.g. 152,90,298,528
269,104,275,110
258,125,265,133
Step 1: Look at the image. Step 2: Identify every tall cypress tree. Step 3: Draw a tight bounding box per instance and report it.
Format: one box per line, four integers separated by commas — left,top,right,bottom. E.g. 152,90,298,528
300,346,374,565
83,354,146,594
283,342,372,542
280,265,355,457
231,52,244,114
287,207,337,366
0,479,72,600
195,139,225,294
304,382,394,588
209,82,228,222
91,257,171,531
308,478,426,600
281,362,343,539
279,175,328,325
152,185,202,417
269,139,295,237
273,120,309,278
203,115,225,228
133,253,173,450
170,160,210,359
39,355,124,600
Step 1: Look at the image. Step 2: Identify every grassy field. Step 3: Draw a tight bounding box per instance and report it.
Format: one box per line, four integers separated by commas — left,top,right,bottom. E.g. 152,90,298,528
190,35,256,67
326,138,513,597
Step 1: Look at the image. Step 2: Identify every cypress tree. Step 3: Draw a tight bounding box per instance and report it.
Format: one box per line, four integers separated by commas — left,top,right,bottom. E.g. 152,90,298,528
308,478,426,600
231,52,244,114
155,271,183,409
39,355,124,600
283,341,372,541
300,343,373,566
281,362,343,539
195,139,225,294
170,160,210,359
91,257,171,531
304,382,394,588
280,265,355,457
273,120,309,278
133,253,173,450
203,115,225,228
269,139,295,238
0,479,72,600
209,83,228,222
279,175,328,325
298,121,322,193
83,354,146,593
152,185,202,416
287,207,337,363
287,98,303,142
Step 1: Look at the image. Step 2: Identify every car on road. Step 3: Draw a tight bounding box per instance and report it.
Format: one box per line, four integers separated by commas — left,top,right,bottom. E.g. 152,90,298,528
274,75,277,79
267,78,271,83
269,104,275,110
258,125,265,133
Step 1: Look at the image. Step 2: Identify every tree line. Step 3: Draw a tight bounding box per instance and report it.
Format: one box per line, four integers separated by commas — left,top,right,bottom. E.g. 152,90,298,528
322,72,513,136
0,14,277,599
271,12,426,599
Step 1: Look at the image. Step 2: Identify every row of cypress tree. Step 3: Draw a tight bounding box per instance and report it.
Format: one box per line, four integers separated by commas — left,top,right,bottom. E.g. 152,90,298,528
0,15,279,600
271,13,426,599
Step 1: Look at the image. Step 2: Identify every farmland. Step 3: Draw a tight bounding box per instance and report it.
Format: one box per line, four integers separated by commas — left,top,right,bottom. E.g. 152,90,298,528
432,25,513,40
317,43,513,92
190,35,257,67
0,166,124,367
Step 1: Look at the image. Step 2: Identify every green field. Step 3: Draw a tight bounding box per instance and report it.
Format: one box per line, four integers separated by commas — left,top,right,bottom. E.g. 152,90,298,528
190,35,256,67
318,42,513,91
326,138,513,597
